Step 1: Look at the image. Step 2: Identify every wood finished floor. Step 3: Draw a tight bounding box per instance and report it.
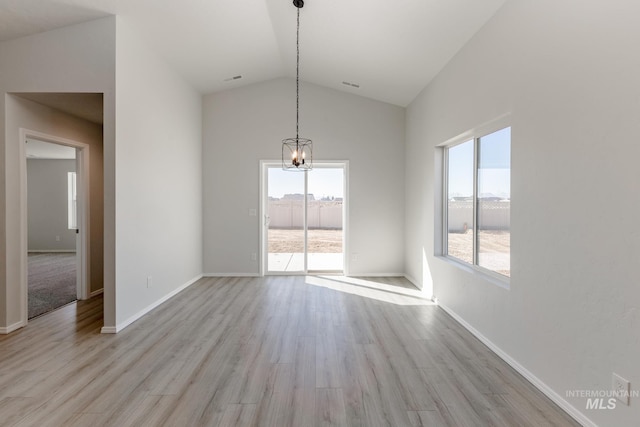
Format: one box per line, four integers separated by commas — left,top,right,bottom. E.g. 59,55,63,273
0,276,579,427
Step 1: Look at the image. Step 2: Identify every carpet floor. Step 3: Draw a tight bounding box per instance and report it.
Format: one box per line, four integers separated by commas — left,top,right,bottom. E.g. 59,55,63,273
28,252,77,319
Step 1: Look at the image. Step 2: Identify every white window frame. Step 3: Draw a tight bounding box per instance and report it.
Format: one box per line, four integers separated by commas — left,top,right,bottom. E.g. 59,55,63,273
68,171,77,230
439,114,511,286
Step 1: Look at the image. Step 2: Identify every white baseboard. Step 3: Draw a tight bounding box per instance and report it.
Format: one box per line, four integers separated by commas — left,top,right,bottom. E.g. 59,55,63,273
348,273,405,277
100,274,203,334
203,273,261,277
0,321,26,335
89,289,104,298
28,250,76,253
204,273,409,280
438,302,597,427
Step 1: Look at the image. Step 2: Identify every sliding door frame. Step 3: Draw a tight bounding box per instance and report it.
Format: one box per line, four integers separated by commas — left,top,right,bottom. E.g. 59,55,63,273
260,160,349,276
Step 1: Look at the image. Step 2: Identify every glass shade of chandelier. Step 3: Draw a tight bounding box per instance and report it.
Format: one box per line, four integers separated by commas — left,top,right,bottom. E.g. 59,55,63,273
282,0,312,171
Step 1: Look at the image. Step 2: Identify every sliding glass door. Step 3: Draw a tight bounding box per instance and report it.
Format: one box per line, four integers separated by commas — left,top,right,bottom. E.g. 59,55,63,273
266,168,305,273
263,162,346,274
306,167,344,272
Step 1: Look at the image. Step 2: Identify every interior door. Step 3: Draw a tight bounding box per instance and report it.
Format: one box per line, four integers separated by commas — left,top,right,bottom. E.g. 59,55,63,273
22,133,91,324
74,147,88,300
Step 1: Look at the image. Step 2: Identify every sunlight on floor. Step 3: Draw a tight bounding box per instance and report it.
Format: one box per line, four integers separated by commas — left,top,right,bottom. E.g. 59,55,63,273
305,275,435,306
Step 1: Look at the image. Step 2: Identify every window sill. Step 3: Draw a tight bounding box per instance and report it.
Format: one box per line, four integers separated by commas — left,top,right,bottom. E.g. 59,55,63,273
436,255,510,290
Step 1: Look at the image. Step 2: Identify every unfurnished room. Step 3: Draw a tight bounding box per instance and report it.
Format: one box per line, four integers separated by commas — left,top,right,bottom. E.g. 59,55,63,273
0,1,638,426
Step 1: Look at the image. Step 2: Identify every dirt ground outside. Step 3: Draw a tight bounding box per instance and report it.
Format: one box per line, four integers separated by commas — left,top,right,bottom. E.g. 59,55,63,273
268,229,343,253
268,228,510,276
447,230,510,277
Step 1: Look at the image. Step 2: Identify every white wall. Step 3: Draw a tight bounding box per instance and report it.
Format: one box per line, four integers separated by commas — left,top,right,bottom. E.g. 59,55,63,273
0,18,116,331
405,1,640,426
114,18,202,328
203,78,405,276
27,159,77,252
2,16,203,332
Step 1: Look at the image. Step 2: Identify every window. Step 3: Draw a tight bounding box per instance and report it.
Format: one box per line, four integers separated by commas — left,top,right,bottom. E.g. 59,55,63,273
444,126,511,277
68,172,77,230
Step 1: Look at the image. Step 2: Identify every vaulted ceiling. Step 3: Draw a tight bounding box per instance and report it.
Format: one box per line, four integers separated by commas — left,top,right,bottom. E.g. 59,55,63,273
0,0,507,106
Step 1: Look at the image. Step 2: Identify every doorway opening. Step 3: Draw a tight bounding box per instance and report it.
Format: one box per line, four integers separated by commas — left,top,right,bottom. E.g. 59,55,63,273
261,161,348,275
20,130,91,323
26,140,81,318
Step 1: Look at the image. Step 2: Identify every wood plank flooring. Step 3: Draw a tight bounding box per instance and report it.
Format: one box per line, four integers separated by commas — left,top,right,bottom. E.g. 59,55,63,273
0,276,579,427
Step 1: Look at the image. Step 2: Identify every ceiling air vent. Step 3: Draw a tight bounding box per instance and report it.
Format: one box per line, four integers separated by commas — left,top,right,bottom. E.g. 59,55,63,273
224,75,242,82
342,81,360,88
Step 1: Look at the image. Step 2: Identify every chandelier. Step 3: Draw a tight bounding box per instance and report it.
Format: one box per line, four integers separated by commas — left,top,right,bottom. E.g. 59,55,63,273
282,0,312,171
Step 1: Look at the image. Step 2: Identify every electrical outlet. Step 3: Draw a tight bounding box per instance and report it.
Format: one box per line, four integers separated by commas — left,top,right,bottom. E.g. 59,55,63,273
612,373,630,405
55,235,61,241
352,253,359,261
147,276,153,288
251,253,257,261
248,209,257,217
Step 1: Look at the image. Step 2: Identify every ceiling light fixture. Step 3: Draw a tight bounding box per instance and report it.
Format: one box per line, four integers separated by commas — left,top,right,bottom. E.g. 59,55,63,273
282,0,312,171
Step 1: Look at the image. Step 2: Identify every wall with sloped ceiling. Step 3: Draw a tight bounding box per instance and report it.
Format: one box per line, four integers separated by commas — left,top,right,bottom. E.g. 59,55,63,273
405,1,640,426
203,78,405,276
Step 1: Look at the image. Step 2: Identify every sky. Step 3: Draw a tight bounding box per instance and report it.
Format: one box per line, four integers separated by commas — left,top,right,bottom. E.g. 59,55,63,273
268,167,344,199
448,127,511,198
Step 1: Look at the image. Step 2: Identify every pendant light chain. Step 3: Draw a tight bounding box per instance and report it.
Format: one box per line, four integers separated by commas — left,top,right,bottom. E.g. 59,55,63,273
296,7,300,140
282,0,312,171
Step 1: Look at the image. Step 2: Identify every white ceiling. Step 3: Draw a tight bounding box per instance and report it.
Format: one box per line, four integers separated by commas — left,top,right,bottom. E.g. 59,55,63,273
0,0,507,106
